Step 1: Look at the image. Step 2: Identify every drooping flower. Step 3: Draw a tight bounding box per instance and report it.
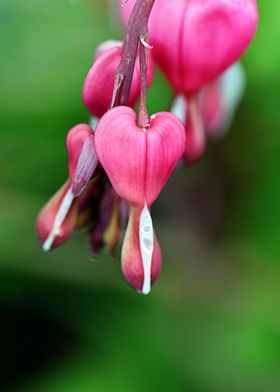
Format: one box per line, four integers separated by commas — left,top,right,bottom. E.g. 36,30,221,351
36,124,98,251
94,106,185,292
94,106,186,207
120,0,258,165
119,0,258,93
82,40,154,119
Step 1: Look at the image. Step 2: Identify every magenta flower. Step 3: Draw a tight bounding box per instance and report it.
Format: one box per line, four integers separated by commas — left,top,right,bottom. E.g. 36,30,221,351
120,0,258,93
36,124,97,251
120,0,258,165
37,0,258,294
94,106,185,293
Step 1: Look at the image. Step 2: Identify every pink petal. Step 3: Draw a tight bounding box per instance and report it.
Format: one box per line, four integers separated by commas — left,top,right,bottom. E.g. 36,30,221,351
94,106,185,206
66,123,94,180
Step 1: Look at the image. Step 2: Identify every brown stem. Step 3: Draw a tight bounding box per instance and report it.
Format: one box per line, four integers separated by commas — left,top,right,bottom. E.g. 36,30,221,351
111,0,155,108
137,38,150,128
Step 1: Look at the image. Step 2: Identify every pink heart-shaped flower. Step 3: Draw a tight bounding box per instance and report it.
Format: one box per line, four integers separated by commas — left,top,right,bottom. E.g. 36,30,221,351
119,0,258,92
94,106,185,207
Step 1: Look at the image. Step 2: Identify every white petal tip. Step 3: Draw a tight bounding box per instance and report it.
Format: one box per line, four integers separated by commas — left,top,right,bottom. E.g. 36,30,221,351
41,188,74,253
171,95,187,124
89,116,98,130
139,201,154,297
142,286,151,295
42,239,52,252
140,35,153,49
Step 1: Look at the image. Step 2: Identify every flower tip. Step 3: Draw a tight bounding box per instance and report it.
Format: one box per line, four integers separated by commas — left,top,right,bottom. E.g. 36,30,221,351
36,183,77,252
141,286,151,295
121,206,162,294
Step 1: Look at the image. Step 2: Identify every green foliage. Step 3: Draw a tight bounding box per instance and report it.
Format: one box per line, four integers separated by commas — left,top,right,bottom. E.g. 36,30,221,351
1,1,280,391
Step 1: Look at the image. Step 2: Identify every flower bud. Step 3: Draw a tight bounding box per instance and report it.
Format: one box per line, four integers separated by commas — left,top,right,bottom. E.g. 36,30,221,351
94,106,185,207
121,204,162,294
82,41,154,118
120,0,258,93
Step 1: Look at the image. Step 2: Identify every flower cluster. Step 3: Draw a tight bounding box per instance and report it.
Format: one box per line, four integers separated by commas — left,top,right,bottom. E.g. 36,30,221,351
37,0,258,294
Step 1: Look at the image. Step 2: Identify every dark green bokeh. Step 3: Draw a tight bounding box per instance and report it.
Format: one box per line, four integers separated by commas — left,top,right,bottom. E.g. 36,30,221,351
1,1,280,391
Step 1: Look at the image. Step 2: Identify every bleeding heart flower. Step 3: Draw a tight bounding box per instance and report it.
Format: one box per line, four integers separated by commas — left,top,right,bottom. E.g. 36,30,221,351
37,124,98,251
94,106,185,207
95,106,185,293
82,40,154,118
119,0,258,93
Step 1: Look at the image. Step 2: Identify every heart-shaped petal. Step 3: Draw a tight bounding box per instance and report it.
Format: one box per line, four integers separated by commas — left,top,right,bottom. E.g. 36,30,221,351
94,106,185,206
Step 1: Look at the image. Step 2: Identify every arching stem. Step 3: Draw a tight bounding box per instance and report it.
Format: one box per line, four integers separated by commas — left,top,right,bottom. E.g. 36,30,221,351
111,0,155,109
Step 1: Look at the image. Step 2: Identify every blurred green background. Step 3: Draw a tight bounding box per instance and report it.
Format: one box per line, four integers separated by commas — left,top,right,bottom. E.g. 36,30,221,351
1,1,280,391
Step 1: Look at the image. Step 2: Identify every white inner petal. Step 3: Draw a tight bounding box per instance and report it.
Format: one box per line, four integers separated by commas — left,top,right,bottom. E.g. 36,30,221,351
171,94,187,124
89,116,98,130
220,62,246,134
42,188,74,252
139,201,154,295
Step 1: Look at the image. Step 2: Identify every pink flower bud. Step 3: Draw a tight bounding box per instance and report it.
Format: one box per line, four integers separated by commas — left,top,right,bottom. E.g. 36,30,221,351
82,41,154,118
94,106,185,207
36,182,78,250
121,205,162,294
120,0,258,93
